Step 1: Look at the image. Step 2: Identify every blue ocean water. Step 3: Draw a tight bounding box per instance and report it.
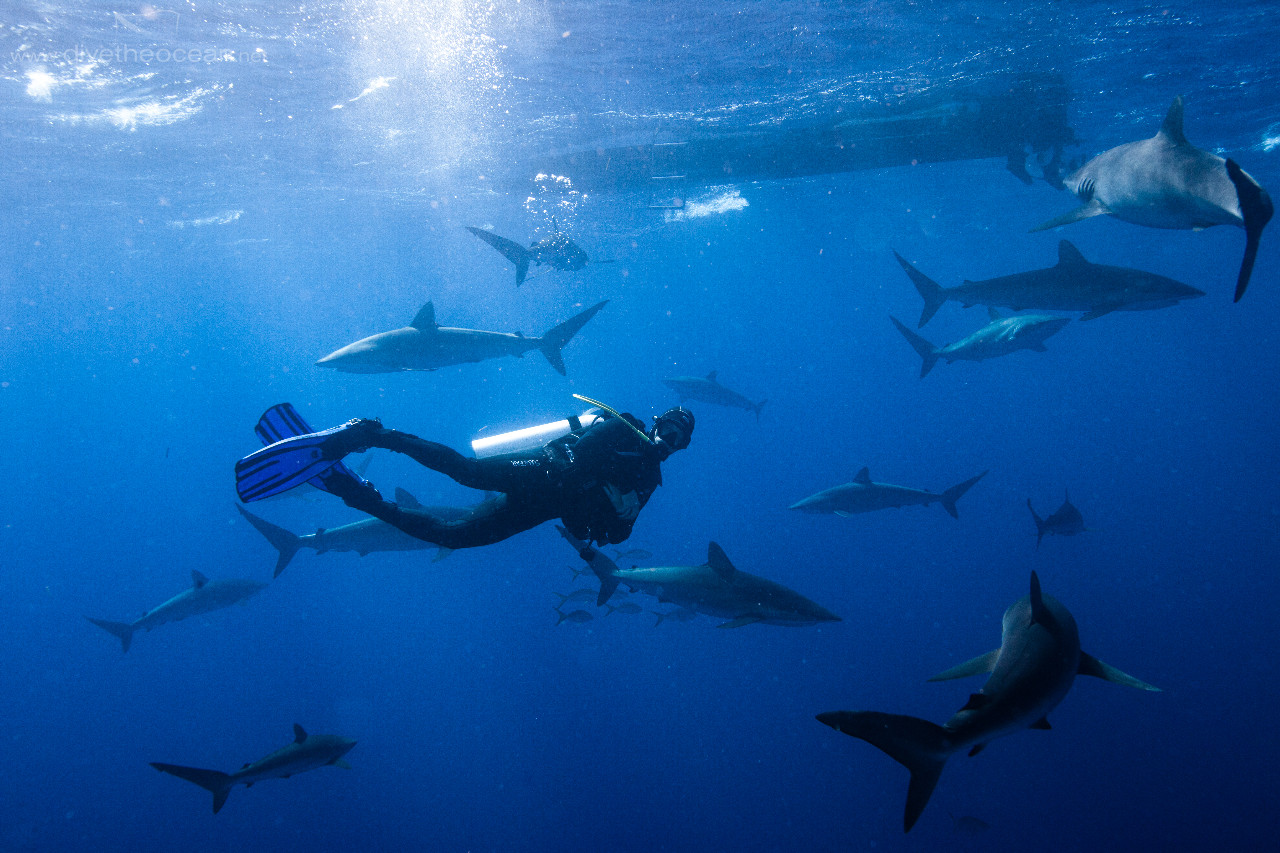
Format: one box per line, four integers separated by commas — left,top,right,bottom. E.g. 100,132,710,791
3,1,1278,850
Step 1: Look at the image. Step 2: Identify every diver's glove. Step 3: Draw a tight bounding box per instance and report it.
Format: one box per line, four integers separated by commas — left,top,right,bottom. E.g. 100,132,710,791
602,484,641,522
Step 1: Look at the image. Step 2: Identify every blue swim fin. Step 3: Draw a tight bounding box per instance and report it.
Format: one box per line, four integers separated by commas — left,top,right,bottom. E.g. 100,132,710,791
236,405,365,502
254,403,364,491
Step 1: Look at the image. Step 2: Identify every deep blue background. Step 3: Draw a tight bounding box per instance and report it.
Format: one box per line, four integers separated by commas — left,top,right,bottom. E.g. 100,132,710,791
2,2,1277,851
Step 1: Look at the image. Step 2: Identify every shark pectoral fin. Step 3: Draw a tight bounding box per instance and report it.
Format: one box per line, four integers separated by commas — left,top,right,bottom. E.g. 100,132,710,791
1030,717,1052,730
1030,200,1107,232
928,649,999,681
1079,305,1117,321
959,693,990,712
432,547,454,562
1078,652,1161,691
1226,157,1274,302
717,615,763,628
331,759,352,769
967,743,987,757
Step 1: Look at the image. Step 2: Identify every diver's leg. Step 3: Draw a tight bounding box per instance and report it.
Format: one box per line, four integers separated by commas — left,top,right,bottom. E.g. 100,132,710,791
325,422,546,493
328,478,555,549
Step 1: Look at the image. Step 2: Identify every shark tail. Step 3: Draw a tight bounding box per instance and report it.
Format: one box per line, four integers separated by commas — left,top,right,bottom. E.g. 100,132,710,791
85,616,135,653
890,316,941,378
816,711,953,833
1027,498,1046,548
467,226,533,286
939,470,988,519
893,251,948,328
150,763,234,813
1225,158,1273,302
236,505,302,577
538,301,608,375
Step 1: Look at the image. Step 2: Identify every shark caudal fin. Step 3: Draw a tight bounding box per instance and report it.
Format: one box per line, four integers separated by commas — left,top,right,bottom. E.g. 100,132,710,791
890,316,941,378
235,504,302,577
150,763,234,813
85,616,135,653
1027,499,1047,548
467,227,533,286
816,711,953,833
939,470,988,519
537,301,608,376
893,251,948,328
555,524,620,605
1225,158,1273,302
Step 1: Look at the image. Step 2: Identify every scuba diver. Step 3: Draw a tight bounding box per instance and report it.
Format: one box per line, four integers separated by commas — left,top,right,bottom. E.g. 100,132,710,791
235,402,694,550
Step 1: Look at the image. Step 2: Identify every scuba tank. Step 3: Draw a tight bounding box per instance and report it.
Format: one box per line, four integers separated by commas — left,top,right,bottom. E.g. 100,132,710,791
471,411,603,458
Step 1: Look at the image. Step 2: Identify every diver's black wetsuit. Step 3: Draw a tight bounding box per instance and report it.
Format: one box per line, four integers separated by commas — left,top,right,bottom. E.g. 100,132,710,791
331,414,665,549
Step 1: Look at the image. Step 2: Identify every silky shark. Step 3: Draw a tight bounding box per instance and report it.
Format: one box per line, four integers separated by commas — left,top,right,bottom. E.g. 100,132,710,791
890,312,1070,378
1032,96,1273,302
789,467,987,520
817,572,1159,832
661,371,767,419
85,571,267,653
151,724,356,814
1028,490,1086,548
896,243,1204,327
557,526,839,627
236,488,467,577
467,226,592,286
316,300,607,375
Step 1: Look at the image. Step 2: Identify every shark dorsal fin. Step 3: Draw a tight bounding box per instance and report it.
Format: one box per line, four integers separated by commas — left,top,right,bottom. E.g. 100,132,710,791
854,467,872,485
293,724,308,744
1028,571,1050,626
1158,95,1188,146
410,302,437,330
1057,240,1088,267
191,570,209,588
394,486,424,509
987,307,1002,322
706,542,736,581
706,370,718,382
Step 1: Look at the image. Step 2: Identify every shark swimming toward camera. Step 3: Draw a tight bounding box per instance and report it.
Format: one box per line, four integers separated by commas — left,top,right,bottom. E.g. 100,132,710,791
316,300,607,375
151,724,356,814
790,467,987,519
85,571,267,653
1032,96,1273,302
1027,490,1086,547
467,226,592,286
890,312,1070,378
817,572,1159,832
236,488,468,577
895,243,1204,327
557,526,839,627
661,371,767,419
